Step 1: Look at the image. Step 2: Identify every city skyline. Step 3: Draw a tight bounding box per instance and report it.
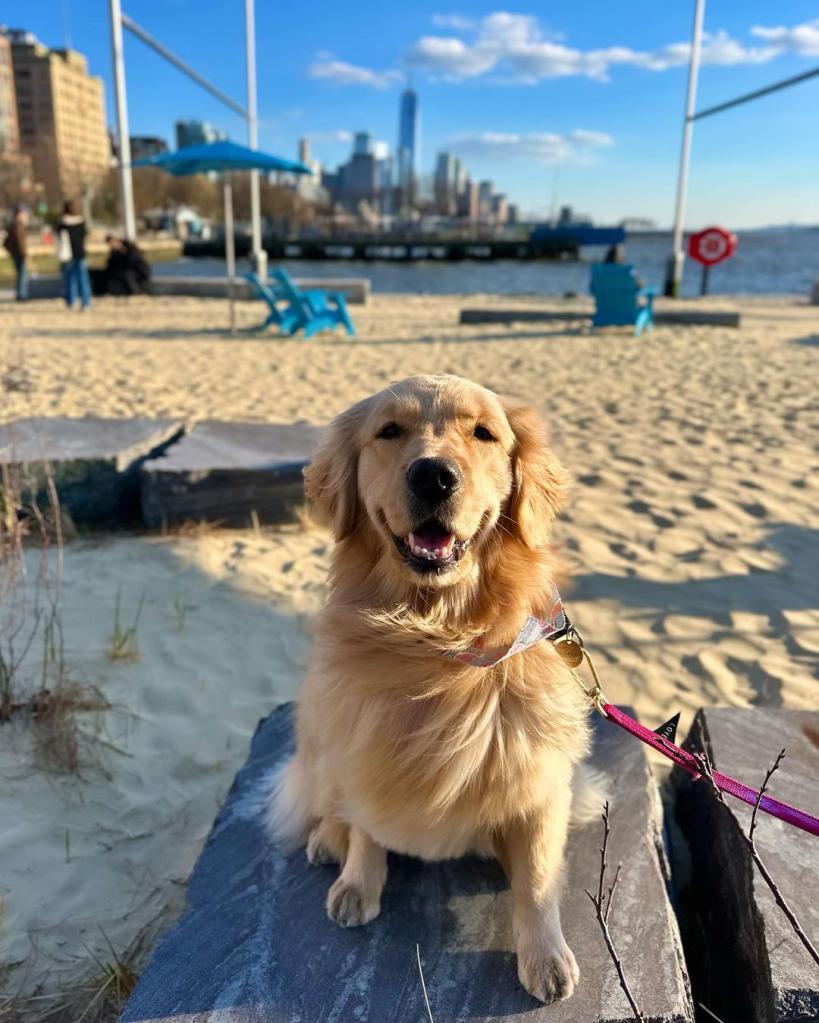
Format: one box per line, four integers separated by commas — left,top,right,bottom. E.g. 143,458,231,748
8,1,819,228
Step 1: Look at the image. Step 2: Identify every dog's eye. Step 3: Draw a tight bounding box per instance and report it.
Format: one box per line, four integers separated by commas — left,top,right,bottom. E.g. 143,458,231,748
377,422,402,440
474,425,496,442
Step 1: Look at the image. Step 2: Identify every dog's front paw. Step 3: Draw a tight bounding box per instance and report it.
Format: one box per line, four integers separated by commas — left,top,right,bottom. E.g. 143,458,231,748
307,826,340,866
326,877,381,927
517,939,579,1003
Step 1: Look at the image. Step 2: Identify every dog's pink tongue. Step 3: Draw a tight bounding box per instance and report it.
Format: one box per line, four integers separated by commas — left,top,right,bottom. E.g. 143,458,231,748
408,529,455,555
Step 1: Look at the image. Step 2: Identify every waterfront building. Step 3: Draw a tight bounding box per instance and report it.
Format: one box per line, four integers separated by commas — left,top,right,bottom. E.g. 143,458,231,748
130,135,167,161
0,31,20,157
353,131,373,157
397,87,419,206
434,151,459,215
7,29,108,204
0,30,33,199
175,119,225,150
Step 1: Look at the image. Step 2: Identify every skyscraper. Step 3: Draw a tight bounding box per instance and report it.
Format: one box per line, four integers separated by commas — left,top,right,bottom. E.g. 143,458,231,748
353,131,373,157
397,87,419,206
175,120,225,150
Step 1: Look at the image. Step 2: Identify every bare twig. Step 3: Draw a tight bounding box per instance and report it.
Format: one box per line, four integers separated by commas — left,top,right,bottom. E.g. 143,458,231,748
585,802,645,1021
415,943,435,1023
694,750,819,968
698,1002,727,1022
604,862,622,925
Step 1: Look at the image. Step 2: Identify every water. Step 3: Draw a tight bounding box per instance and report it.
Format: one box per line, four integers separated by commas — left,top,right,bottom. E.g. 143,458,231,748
154,229,819,297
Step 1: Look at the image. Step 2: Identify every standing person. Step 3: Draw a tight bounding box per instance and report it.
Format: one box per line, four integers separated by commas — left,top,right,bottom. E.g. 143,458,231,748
3,205,29,301
56,200,91,310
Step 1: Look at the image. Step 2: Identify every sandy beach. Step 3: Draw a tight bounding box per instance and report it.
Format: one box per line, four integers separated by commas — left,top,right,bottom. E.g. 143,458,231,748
1,290,818,1010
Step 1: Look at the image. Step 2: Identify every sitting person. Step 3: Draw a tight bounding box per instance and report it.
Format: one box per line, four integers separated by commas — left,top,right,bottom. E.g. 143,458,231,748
104,235,151,296
602,243,644,287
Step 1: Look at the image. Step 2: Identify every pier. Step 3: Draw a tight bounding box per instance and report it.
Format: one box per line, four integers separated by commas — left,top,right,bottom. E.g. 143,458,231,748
183,234,584,262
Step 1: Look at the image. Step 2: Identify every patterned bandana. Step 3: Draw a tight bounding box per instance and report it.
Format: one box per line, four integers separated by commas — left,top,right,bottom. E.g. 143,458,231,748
441,585,570,668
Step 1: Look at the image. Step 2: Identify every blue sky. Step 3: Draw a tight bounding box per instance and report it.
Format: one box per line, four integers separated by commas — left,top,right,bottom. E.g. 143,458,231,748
12,1,819,226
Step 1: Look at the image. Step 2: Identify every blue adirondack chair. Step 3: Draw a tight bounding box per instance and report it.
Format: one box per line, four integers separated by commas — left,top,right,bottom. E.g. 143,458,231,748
590,264,658,336
272,268,356,337
244,273,306,335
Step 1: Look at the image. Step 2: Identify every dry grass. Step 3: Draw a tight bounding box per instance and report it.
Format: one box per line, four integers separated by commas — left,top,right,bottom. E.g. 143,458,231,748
29,682,111,778
1,455,65,722
1,449,115,778
107,590,144,662
161,517,226,540
0,925,148,1023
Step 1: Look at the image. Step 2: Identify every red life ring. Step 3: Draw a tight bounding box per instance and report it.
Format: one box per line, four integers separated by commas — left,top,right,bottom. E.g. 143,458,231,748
688,226,737,267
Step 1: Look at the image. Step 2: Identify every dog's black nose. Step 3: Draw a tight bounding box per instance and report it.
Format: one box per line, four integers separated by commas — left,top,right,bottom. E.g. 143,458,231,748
406,458,462,504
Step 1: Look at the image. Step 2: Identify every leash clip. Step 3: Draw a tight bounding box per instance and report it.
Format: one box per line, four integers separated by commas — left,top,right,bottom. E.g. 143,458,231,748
558,628,609,719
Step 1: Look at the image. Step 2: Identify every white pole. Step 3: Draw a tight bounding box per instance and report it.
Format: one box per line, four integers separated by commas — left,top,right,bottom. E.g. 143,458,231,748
224,181,236,335
245,0,265,277
664,0,706,297
108,0,136,240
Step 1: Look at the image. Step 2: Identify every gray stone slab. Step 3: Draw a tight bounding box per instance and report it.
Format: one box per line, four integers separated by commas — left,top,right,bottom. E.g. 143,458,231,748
121,704,693,1023
140,420,324,528
459,308,741,328
26,275,370,304
460,308,583,325
670,708,819,1023
0,416,183,525
654,310,740,328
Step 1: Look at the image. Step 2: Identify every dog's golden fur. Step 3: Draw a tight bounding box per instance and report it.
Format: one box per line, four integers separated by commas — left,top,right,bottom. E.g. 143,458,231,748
271,374,591,1002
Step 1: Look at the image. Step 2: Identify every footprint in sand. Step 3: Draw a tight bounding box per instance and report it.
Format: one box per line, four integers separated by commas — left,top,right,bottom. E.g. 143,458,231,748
740,501,768,519
627,499,675,529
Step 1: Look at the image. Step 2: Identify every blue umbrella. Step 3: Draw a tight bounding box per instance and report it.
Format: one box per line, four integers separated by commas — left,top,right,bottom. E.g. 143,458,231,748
133,140,312,332
133,139,311,177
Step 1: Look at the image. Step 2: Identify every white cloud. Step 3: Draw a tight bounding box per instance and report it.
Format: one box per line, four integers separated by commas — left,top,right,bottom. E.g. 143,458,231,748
751,18,819,57
431,14,476,32
406,13,814,83
309,15,819,90
309,130,354,143
450,129,613,165
307,58,401,89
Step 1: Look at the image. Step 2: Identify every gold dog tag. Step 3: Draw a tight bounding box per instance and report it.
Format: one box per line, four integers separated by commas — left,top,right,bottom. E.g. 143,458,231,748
556,638,584,668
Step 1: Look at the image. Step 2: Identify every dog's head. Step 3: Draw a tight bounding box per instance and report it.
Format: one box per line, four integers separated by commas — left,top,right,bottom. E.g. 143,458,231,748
305,375,569,589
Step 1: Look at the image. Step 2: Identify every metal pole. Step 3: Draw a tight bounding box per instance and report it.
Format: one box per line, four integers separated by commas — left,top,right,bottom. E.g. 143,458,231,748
693,63,819,121
664,0,706,297
245,0,265,277
224,181,236,335
122,14,248,119
108,0,136,240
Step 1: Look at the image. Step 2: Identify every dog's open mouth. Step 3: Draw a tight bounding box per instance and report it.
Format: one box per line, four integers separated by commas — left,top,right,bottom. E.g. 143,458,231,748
393,520,471,574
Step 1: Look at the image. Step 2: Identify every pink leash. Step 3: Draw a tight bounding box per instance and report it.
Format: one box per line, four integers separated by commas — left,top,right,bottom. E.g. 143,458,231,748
601,702,819,838
444,587,819,838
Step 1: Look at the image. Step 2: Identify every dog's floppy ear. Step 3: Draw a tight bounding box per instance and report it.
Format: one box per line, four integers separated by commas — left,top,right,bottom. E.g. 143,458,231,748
504,401,571,549
304,397,370,540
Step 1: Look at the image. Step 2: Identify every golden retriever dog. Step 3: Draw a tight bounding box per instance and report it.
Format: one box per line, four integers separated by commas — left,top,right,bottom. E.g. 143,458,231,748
271,374,591,1003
